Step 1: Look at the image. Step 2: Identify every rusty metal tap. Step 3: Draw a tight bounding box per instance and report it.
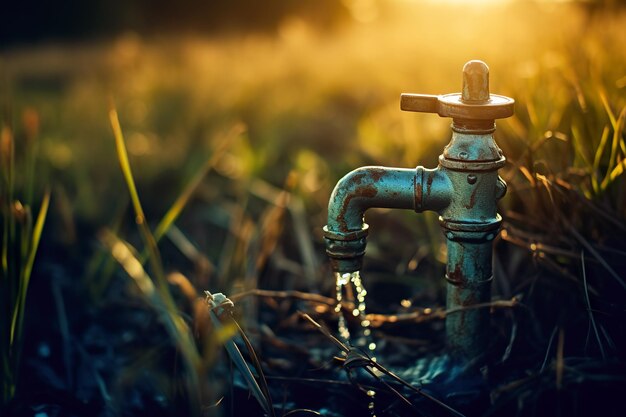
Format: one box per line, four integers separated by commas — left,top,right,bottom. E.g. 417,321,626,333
324,60,514,363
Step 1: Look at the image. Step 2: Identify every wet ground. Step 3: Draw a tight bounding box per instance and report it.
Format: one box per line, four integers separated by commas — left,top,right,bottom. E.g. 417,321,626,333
6,235,626,417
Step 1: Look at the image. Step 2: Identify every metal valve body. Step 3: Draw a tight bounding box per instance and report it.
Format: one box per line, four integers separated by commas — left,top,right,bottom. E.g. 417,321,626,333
324,60,514,362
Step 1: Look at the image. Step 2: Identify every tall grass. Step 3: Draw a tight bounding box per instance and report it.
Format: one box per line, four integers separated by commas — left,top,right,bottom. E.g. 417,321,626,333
100,104,256,414
105,103,204,414
1,1,625,414
1,119,50,407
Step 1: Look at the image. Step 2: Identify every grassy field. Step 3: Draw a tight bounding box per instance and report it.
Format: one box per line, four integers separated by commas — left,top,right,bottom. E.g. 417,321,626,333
1,1,626,416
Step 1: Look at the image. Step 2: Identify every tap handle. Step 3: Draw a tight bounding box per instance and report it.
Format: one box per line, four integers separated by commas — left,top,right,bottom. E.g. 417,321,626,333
400,94,439,114
400,60,514,121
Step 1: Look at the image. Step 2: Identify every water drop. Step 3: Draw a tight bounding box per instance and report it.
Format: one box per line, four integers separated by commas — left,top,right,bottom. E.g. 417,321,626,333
366,389,376,416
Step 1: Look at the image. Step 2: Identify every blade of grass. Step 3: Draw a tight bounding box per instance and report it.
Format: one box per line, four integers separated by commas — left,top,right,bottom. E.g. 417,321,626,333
152,125,238,243
540,326,558,373
108,101,173,309
1,126,15,298
569,225,626,291
300,313,349,354
166,225,215,278
500,318,518,364
570,124,593,174
283,409,321,416
599,324,617,352
233,320,275,417
108,104,147,232
600,107,626,190
74,342,112,407
592,125,610,193
518,166,536,187
51,279,73,390
580,251,606,360
11,191,50,345
19,204,32,279
8,190,50,401
608,157,626,183
599,90,617,129
535,174,556,207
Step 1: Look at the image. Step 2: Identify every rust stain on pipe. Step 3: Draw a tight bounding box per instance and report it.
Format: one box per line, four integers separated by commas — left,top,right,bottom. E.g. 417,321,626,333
464,186,479,210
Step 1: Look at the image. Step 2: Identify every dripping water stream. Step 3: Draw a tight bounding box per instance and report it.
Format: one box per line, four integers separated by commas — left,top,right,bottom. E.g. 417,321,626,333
334,271,375,353
335,271,377,413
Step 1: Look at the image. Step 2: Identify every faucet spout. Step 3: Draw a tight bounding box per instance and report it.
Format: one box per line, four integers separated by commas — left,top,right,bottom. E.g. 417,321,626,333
324,166,452,273
327,166,417,232
324,166,416,273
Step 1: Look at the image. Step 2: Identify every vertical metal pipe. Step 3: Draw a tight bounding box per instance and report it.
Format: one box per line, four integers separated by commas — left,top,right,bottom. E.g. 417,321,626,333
437,131,505,363
445,238,493,363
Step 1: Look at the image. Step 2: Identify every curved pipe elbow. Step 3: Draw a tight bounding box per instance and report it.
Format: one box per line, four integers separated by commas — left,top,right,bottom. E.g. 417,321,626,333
324,165,452,273
326,166,417,236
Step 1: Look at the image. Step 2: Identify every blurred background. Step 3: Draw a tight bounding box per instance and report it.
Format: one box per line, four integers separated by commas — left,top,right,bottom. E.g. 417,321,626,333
2,0,626,416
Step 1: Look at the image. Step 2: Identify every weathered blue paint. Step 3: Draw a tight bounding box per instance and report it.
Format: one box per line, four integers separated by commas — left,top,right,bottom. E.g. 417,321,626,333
324,60,514,364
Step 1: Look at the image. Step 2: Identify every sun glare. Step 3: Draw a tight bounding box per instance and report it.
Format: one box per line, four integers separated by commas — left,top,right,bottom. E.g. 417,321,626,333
402,0,514,4
344,0,527,23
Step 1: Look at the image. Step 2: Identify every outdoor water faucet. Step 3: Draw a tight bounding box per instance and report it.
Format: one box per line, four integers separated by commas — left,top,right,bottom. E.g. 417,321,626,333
324,60,514,362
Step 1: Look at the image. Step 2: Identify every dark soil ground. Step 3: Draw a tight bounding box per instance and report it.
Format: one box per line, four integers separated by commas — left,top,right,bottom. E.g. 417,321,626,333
5,207,626,417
